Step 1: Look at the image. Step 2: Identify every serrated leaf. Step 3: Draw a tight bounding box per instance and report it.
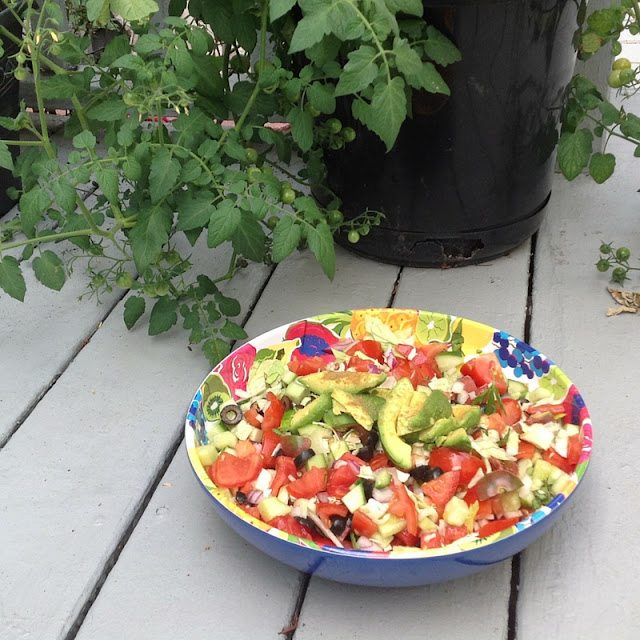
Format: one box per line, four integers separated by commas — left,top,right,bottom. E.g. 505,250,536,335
384,0,423,17
307,222,335,280
87,99,129,122
620,113,640,141
123,295,146,329
334,46,378,97
231,13,257,52
176,192,215,231
148,296,179,336
287,106,314,152
51,178,77,214
411,61,449,94
129,205,172,271
598,101,622,126
32,250,65,291
110,0,159,22
86,0,109,22
98,34,132,66
581,32,603,54
272,216,301,262
327,2,364,41
0,141,13,171
231,210,266,261
134,33,162,55
393,38,423,77
215,292,241,317
95,164,120,205
19,187,50,238
208,200,242,247
289,9,331,54
220,319,247,340
368,76,407,151
557,129,592,180
589,152,616,184
423,26,461,66
0,256,26,301
203,338,231,366
149,148,180,203
73,130,97,150
270,0,297,21
307,82,336,114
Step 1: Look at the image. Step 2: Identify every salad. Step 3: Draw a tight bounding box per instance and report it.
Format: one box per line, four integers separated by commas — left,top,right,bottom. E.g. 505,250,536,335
193,320,584,553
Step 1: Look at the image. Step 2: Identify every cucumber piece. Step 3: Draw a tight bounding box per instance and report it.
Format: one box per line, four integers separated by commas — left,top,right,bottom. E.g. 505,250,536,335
376,513,407,539
507,379,529,400
281,369,298,385
231,420,254,441
443,495,470,527
374,470,392,489
305,453,328,471
329,439,350,461
342,483,367,513
435,351,465,373
285,378,311,405
258,496,292,521
195,443,219,467
297,424,334,455
212,430,238,451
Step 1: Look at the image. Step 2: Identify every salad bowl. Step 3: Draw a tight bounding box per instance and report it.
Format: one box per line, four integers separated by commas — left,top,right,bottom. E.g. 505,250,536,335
185,309,592,587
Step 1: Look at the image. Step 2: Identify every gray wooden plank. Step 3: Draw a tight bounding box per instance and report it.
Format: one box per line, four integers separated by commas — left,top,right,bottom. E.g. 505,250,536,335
0,241,272,640
70,247,400,639
518,150,640,637
296,241,532,638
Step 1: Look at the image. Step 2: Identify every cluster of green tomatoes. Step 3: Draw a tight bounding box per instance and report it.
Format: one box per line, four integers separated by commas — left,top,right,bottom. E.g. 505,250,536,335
596,243,637,284
607,57,637,89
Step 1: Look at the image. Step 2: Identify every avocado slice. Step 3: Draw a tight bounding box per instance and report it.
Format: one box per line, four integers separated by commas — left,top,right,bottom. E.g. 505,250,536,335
441,427,473,452
417,416,459,444
300,370,387,395
456,405,482,431
378,377,414,469
405,389,452,433
290,393,332,431
331,388,385,429
396,390,429,436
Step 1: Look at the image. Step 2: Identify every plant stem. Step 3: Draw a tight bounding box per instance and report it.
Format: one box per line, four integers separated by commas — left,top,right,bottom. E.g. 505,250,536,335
0,227,95,252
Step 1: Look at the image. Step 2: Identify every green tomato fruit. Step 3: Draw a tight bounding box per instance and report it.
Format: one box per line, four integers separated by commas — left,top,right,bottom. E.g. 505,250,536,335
599,242,613,254
326,118,342,134
359,224,370,236
304,102,321,117
15,52,27,64
165,250,181,266
123,92,138,106
612,41,623,56
327,209,344,225
266,216,279,230
13,66,27,81
611,266,628,283
596,259,610,272
247,167,262,184
155,282,170,296
245,147,259,164
608,70,624,88
347,230,360,243
612,57,632,70
616,247,631,261
91,274,106,287
116,272,134,289
341,127,356,143
619,68,635,84
280,187,296,205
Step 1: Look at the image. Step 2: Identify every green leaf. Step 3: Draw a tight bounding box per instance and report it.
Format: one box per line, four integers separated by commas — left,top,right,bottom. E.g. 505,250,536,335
51,178,77,214
557,129,593,180
411,61,449,94
581,32,603,54
231,13,258,52
289,6,332,54
620,113,640,141
202,338,231,366
0,256,26,301
215,292,241,316
0,141,13,171
19,187,50,238
270,0,296,21
327,2,364,41
134,34,163,55
123,295,146,329
149,148,180,203
272,216,301,262
86,0,109,22
231,210,266,261
393,38,422,77
208,200,242,247
287,106,314,152
334,46,378,97
423,26,461,66
148,296,179,336
98,35,132,66
95,164,120,205
73,131,97,150
32,250,66,291
307,82,336,114
368,76,407,151
87,99,129,122
306,222,335,280
110,0,159,22
384,0,423,17
598,101,622,126
176,192,215,231
220,319,247,340
589,152,616,184
129,205,172,271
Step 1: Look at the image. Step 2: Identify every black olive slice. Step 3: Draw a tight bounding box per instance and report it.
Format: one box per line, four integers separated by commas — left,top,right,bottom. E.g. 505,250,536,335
220,403,243,425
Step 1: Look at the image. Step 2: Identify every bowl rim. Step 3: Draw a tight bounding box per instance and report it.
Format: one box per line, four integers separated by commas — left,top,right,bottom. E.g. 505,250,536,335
185,307,592,560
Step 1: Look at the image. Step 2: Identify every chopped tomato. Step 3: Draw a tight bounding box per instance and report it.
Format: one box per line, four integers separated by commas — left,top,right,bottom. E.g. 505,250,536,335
527,403,566,416
368,452,390,471
387,483,418,535
286,466,327,499
393,529,419,547
243,406,261,428
238,503,261,519
347,356,372,372
542,448,573,474
261,429,282,468
390,356,436,389
460,353,507,395
420,530,443,549
477,516,520,538
209,451,262,488
316,502,349,528
443,524,468,545
515,440,537,460
463,486,493,518
271,456,297,495
268,515,316,540
421,469,460,516
235,438,256,458
497,397,522,426
326,462,359,499
339,452,367,467
288,356,326,376
352,509,378,538
261,392,285,431
346,339,384,363
485,412,508,437
567,433,582,467
428,448,484,487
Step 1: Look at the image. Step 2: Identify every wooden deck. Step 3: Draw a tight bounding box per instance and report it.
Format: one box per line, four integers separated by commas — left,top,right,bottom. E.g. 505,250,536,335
1,117,639,639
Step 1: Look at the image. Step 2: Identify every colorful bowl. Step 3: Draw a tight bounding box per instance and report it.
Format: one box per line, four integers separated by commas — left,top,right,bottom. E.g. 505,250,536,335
185,309,592,587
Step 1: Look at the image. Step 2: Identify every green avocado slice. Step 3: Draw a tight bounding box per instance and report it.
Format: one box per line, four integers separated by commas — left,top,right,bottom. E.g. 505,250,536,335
300,370,387,395
378,377,414,469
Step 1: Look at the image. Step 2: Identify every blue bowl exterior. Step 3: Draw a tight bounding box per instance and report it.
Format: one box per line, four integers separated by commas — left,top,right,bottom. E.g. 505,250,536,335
193,464,581,587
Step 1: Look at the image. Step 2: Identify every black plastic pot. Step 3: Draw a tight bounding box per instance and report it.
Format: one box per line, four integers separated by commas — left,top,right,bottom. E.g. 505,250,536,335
0,2,23,218
324,0,579,267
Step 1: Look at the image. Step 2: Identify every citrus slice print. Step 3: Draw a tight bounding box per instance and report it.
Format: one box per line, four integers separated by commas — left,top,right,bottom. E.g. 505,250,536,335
538,365,571,400
350,308,418,341
415,311,451,344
